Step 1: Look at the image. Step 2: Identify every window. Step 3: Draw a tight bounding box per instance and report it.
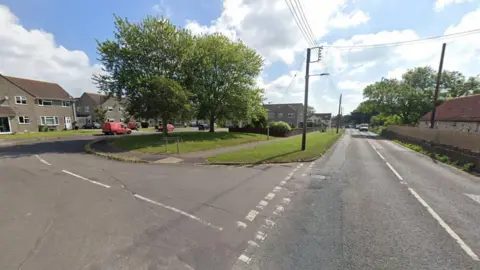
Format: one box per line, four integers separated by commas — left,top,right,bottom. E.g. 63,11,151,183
288,113,295,118
107,106,113,112
62,101,71,107
40,116,59,126
76,106,82,112
15,96,27,105
84,106,90,113
18,116,30,124
38,99,53,106
277,113,283,117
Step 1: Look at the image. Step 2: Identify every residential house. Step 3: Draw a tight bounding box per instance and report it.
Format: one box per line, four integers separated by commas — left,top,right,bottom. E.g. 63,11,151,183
0,74,75,134
420,94,480,132
75,93,128,126
309,113,332,127
264,103,304,127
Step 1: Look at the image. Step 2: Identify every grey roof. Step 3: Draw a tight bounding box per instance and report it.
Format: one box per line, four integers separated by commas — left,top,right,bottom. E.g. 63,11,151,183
83,92,108,105
264,103,303,112
0,106,16,116
2,75,73,100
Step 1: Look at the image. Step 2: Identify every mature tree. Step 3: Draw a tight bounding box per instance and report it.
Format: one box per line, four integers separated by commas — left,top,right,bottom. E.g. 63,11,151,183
462,76,480,96
93,16,194,122
94,106,108,124
247,89,268,128
188,34,263,132
307,105,316,119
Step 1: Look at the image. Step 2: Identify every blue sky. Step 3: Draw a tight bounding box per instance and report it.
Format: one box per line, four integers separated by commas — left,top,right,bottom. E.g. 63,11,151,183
0,0,479,114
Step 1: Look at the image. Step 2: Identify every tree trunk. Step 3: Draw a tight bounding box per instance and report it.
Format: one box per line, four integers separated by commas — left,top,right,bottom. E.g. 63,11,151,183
209,117,215,132
162,117,168,136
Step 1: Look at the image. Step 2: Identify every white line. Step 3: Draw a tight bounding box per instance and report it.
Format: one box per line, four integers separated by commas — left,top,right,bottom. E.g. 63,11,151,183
248,240,259,247
265,193,275,200
35,155,51,166
279,180,287,186
62,170,110,188
245,210,259,222
284,176,291,181
408,188,479,261
273,186,282,192
256,200,268,210
238,254,251,264
236,221,247,229
377,152,386,161
385,162,404,181
465,194,480,205
282,198,291,205
134,194,223,231
255,231,267,242
301,173,306,177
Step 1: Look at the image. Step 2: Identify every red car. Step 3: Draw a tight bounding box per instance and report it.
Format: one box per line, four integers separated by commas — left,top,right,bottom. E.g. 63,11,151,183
157,124,175,132
103,122,132,135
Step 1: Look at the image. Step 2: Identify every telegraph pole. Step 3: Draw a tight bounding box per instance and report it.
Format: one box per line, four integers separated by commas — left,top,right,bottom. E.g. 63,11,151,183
336,94,342,134
430,43,446,129
301,48,311,151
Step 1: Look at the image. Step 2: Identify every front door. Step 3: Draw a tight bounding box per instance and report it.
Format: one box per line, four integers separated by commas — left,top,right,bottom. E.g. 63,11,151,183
65,117,72,130
0,117,11,134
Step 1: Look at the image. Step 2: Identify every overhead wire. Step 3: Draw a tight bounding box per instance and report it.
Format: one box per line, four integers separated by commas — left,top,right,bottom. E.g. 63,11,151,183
292,0,317,45
284,0,315,46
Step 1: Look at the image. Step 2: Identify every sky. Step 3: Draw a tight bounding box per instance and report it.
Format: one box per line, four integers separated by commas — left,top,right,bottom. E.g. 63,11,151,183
0,0,479,115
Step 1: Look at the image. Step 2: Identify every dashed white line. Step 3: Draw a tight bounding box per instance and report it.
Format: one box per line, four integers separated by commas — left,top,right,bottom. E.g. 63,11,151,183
248,240,259,247
377,152,386,161
62,170,111,188
465,194,480,205
265,219,275,228
256,200,269,210
245,210,259,222
273,186,282,192
238,254,251,264
35,155,51,166
273,205,284,215
236,221,247,229
385,162,404,181
408,188,479,261
134,194,223,231
282,198,291,205
255,231,267,242
265,193,275,200
279,180,287,186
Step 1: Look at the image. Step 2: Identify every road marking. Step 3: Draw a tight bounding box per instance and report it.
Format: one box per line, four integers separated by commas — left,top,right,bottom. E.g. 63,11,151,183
265,193,275,200
236,221,247,229
279,180,287,186
284,176,291,181
301,173,307,177
273,186,282,192
35,155,51,166
385,162,404,181
282,198,291,205
408,188,479,261
245,210,259,222
62,170,111,188
134,194,223,231
377,152,386,161
265,219,275,228
256,200,268,210
248,240,259,247
465,194,480,205
273,205,284,215
255,231,267,242
238,254,251,264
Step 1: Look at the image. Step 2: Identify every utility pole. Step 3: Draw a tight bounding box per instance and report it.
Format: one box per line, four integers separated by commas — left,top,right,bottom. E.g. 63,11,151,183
301,48,311,151
336,94,342,134
430,43,446,129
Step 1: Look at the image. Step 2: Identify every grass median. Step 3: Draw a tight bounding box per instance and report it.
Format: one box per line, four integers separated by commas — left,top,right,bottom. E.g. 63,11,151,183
1,130,101,140
111,132,269,154
207,130,343,164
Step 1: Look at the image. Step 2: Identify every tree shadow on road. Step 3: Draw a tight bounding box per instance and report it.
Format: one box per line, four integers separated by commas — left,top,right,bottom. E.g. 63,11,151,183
0,137,95,159
247,150,302,167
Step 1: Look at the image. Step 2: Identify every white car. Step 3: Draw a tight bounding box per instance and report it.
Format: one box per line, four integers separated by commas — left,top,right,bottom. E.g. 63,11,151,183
359,124,369,131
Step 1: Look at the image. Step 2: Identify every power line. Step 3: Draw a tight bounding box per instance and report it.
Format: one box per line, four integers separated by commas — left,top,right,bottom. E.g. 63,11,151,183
280,56,306,101
325,28,480,50
284,0,315,46
292,0,317,45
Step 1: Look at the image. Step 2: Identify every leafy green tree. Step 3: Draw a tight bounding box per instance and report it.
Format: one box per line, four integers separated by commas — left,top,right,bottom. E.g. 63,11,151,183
93,16,194,122
307,105,316,119
188,34,263,132
94,106,108,124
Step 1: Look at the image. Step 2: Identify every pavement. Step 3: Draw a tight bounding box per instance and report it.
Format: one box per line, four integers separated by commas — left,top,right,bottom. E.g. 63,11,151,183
1,129,480,270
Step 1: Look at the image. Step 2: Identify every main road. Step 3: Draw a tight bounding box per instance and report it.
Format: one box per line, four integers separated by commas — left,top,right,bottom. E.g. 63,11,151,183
1,129,479,269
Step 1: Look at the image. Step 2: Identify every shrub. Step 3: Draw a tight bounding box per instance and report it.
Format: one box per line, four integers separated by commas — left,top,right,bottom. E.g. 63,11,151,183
269,121,292,134
462,163,475,172
140,122,149,128
38,125,48,132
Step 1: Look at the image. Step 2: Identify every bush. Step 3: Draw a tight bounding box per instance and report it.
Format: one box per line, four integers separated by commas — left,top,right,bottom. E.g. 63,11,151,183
140,122,149,128
38,125,48,132
462,163,475,172
269,121,292,134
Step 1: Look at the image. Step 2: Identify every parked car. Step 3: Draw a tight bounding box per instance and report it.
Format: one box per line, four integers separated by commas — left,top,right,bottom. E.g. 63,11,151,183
127,121,139,131
82,122,101,129
157,124,175,132
198,123,210,130
355,124,361,129
190,121,198,127
103,122,132,135
359,124,369,132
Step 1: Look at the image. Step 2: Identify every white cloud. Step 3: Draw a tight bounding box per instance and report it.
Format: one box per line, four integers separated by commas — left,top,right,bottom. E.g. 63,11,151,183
434,0,473,11
185,0,369,65
152,0,172,18
328,10,370,29
337,80,371,91
387,67,407,80
0,5,101,97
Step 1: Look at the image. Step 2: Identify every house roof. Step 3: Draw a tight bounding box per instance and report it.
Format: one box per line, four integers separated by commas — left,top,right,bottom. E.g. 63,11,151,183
0,106,16,116
83,92,108,105
422,94,480,122
2,75,72,100
264,103,303,112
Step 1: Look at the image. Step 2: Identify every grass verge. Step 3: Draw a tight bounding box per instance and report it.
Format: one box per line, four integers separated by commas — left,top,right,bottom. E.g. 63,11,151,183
207,131,342,164
85,139,148,163
393,140,476,173
1,130,101,140
111,132,269,154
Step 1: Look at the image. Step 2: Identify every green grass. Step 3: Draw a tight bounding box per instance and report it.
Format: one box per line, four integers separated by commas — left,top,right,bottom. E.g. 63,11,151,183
111,132,269,154
1,130,101,140
207,130,342,163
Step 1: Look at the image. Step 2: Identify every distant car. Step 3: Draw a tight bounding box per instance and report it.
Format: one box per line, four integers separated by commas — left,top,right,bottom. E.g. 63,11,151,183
103,122,132,135
190,122,198,127
127,121,139,131
157,124,175,132
359,124,369,132
198,123,210,130
355,124,361,129
82,122,101,129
